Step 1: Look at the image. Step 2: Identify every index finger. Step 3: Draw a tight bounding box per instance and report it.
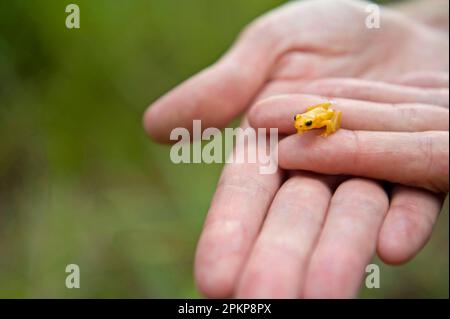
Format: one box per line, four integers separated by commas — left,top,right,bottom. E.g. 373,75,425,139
248,94,449,134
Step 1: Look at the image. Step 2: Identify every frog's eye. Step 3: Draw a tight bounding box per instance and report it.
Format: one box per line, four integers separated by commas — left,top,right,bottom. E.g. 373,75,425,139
305,120,313,126
294,115,298,121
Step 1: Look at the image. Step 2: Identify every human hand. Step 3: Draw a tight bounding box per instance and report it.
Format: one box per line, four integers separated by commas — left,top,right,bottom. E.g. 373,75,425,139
249,78,449,193
144,0,448,142
143,0,449,298
195,76,448,299
238,77,449,298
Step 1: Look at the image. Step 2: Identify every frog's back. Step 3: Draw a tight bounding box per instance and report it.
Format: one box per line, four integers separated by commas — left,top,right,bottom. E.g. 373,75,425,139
308,106,334,119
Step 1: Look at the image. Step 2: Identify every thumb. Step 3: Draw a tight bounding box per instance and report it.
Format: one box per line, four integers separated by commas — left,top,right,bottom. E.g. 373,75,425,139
143,23,281,143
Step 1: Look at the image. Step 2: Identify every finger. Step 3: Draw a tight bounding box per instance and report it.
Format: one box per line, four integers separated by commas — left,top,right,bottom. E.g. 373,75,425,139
303,178,389,298
248,94,449,134
392,71,449,89
278,130,449,193
143,0,372,143
235,172,341,298
377,185,444,264
262,78,449,108
194,121,282,298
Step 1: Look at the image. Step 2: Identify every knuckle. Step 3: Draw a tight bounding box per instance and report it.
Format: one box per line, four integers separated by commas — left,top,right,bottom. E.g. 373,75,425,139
217,170,273,198
337,178,388,211
284,174,332,197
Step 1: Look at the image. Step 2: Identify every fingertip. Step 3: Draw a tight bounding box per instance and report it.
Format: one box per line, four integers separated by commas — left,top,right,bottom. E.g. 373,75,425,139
143,87,190,144
378,187,442,265
377,214,430,265
377,223,418,265
247,101,267,129
194,258,237,298
143,104,170,144
194,220,247,298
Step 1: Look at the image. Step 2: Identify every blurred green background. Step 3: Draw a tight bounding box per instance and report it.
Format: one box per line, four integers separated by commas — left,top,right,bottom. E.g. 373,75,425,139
0,0,447,298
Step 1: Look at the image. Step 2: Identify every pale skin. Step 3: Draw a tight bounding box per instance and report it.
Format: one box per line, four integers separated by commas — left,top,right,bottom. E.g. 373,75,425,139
144,0,449,298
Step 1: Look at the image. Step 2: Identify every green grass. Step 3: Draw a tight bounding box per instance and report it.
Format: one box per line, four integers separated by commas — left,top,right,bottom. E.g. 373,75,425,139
0,0,447,298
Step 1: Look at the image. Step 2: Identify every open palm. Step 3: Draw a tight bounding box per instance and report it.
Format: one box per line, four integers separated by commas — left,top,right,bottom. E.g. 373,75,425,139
144,0,449,298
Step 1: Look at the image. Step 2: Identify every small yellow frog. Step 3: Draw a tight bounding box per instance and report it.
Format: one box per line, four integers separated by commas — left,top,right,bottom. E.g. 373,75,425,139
294,102,342,137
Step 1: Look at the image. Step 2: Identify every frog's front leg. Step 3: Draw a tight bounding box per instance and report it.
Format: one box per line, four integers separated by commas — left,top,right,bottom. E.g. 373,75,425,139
320,112,341,137
320,120,334,137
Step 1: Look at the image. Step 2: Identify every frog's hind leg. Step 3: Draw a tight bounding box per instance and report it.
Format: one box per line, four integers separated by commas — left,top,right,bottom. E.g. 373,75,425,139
306,102,331,111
